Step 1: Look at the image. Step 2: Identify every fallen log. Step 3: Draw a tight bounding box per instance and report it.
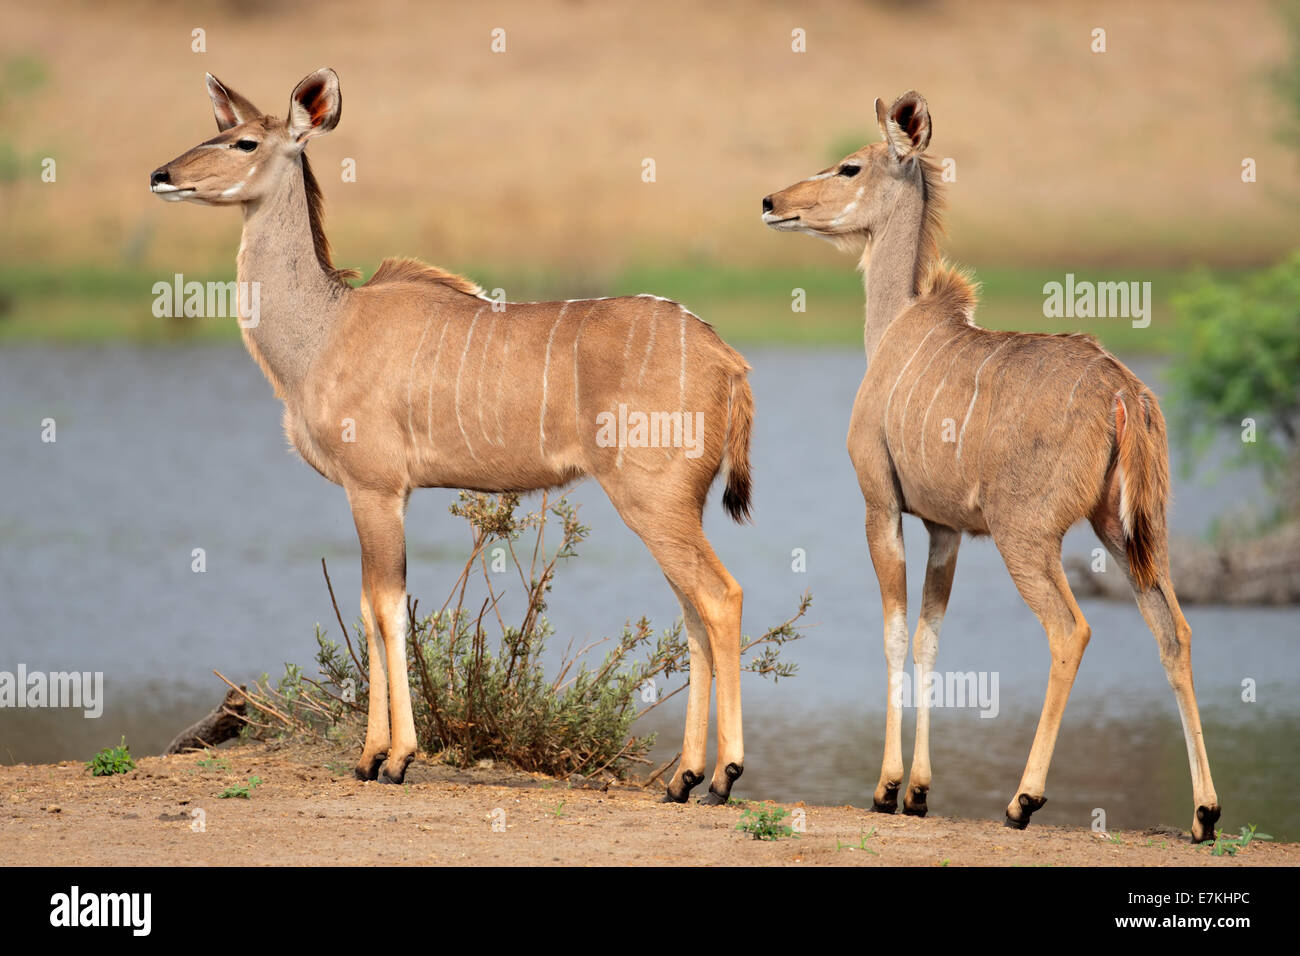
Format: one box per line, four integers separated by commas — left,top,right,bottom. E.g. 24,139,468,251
163,686,248,755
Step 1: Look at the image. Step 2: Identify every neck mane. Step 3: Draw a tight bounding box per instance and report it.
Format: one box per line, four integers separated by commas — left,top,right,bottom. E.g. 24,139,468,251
237,152,357,400
857,155,975,362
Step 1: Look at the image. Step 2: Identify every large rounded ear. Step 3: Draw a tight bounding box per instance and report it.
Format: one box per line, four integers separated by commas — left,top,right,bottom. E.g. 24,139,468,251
875,90,931,160
287,68,341,146
206,74,262,131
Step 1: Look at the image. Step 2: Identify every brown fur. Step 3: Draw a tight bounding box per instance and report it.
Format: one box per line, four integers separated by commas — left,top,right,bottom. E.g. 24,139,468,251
763,89,1219,841
151,69,756,803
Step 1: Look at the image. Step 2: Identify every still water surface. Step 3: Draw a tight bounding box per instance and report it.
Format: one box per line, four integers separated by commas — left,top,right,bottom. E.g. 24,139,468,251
1,345,1295,838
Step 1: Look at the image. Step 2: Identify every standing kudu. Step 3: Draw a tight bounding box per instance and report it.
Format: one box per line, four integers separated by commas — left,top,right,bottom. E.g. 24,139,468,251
150,69,754,804
762,91,1220,841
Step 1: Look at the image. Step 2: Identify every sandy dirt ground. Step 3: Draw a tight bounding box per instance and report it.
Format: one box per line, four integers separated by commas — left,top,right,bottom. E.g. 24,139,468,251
1,740,1293,866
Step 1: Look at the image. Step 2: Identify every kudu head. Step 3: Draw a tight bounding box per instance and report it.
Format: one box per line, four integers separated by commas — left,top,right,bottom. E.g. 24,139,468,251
761,91,932,251
149,68,341,206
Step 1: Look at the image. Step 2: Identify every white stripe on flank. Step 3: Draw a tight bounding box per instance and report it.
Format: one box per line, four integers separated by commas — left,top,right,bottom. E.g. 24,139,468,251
956,338,1015,467
407,313,434,447
539,304,570,455
426,316,451,445
678,310,687,410
1065,356,1103,410
573,303,597,441
919,336,978,479
477,312,497,444
454,307,486,460
884,325,944,434
636,303,659,388
618,312,640,391
897,330,964,471
494,322,511,446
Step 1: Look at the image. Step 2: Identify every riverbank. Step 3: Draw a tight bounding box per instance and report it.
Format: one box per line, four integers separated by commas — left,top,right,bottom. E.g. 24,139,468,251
1,740,1293,866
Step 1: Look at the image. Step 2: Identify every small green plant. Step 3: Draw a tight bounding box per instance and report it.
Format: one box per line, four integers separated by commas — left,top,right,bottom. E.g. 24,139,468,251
324,760,351,776
1206,823,1274,857
736,803,798,841
86,737,135,777
835,828,878,855
218,775,262,799
196,754,230,771
550,801,567,818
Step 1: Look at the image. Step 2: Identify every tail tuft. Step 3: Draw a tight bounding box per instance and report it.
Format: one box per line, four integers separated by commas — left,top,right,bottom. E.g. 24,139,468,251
721,374,754,523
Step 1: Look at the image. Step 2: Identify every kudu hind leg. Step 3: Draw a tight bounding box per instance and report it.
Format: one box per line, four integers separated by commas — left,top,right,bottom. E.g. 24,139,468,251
903,523,961,817
1092,517,1220,842
637,522,744,804
1000,550,1091,829
1135,579,1220,841
659,581,715,804
350,488,419,785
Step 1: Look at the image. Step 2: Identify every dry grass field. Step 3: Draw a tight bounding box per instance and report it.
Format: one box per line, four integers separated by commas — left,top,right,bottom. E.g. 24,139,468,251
1,0,1294,279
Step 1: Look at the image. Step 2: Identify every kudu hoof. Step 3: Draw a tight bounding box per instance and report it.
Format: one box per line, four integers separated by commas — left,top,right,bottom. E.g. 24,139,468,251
1003,792,1047,829
871,784,900,814
698,762,744,805
1191,804,1222,844
354,754,386,781
661,769,704,804
378,753,414,785
902,787,929,817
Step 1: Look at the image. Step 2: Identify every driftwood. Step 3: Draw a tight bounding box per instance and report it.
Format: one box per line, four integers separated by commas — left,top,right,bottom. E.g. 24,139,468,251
1067,520,1300,605
163,685,248,755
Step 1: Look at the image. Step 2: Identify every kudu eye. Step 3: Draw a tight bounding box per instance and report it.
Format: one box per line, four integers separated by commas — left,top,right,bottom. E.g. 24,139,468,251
234,139,258,152
838,164,861,177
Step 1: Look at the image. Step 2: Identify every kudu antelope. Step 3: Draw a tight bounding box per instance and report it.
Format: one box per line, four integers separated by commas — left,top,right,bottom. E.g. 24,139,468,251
762,92,1220,841
150,69,754,804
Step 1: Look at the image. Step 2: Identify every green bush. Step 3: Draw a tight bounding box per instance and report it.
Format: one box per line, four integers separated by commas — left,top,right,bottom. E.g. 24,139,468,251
251,492,811,781
1168,252,1300,513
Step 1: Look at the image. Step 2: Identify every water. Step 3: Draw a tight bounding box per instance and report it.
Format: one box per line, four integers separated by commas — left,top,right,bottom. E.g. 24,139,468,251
1,344,1296,839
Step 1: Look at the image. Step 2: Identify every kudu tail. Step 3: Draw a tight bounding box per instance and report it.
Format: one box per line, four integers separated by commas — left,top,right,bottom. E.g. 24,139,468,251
721,373,754,523
1114,387,1169,591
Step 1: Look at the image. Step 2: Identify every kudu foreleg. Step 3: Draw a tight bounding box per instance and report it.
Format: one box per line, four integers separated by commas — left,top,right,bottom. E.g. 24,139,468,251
354,589,390,780
350,488,419,785
904,523,961,816
865,508,908,813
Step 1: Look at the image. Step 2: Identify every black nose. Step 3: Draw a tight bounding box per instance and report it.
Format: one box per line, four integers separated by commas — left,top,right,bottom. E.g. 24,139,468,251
762,195,773,213
150,168,170,187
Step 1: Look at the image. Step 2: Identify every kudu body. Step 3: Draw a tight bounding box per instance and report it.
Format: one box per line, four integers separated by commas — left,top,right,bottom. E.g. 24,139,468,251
151,70,753,803
762,92,1220,841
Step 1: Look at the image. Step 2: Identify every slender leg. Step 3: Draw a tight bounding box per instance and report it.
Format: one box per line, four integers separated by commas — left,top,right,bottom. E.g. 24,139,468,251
659,581,714,803
903,522,961,816
349,487,418,785
354,588,390,780
1090,509,1221,843
618,504,743,804
865,506,908,813
999,544,1090,829
698,555,743,804
1133,575,1221,842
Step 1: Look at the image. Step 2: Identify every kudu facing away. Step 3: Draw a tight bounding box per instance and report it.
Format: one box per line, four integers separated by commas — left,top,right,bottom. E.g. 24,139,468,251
762,92,1220,841
150,69,754,804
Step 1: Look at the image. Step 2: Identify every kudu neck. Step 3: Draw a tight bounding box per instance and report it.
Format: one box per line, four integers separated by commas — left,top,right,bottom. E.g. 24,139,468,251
236,156,346,398
860,175,927,363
